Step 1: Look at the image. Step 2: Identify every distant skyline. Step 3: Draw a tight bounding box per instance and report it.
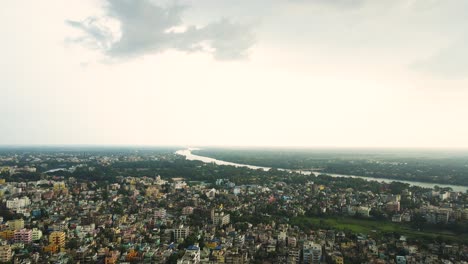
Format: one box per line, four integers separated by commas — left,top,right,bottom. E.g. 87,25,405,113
2,0,468,148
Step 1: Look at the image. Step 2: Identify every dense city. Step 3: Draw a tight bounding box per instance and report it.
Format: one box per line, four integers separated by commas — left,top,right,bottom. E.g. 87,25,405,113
0,148,466,263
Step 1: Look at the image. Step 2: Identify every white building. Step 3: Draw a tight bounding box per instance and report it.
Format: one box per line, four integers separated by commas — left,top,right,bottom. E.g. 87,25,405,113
182,207,194,215
303,242,321,264
356,206,371,217
288,249,300,264
212,211,230,226
31,228,43,241
6,197,31,210
178,245,200,264
173,227,190,241
174,181,187,189
154,208,167,219
278,231,287,243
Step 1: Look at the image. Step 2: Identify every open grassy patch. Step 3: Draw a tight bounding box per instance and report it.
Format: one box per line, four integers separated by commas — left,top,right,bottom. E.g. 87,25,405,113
290,216,467,244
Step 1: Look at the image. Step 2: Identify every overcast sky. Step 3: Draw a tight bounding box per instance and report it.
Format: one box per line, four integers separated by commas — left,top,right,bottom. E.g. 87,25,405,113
1,0,468,148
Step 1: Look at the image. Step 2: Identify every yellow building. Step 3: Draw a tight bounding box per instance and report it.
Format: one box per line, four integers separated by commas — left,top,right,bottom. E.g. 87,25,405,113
7,219,24,230
0,230,15,240
0,179,6,184
205,241,218,249
0,245,12,263
145,186,159,198
104,251,119,264
49,231,66,247
212,250,225,263
126,249,139,262
43,244,59,253
54,182,66,190
333,256,344,264
340,242,356,249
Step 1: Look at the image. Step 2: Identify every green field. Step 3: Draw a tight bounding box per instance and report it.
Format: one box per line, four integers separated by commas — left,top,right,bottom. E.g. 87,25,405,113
290,216,468,244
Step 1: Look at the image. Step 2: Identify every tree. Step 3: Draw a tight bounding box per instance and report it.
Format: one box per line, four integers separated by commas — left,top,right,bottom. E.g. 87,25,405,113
66,238,80,250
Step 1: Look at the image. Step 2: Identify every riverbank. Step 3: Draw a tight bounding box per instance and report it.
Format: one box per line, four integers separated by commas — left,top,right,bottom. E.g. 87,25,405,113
176,149,468,192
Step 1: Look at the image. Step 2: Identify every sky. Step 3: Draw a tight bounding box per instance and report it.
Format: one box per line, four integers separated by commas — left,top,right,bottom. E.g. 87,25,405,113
1,0,468,148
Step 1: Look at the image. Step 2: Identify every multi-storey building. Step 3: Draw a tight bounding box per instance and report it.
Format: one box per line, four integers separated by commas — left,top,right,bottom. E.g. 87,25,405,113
32,228,43,241
0,230,15,240
173,227,189,241
303,242,322,264
6,197,31,210
182,206,194,215
212,210,230,226
0,244,12,263
154,208,167,219
14,228,32,244
288,248,300,264
49,231,66,248
7,219,24,230
177,245,200,264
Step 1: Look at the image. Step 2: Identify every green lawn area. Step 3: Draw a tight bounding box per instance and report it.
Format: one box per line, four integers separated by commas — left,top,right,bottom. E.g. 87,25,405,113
290,216,468,244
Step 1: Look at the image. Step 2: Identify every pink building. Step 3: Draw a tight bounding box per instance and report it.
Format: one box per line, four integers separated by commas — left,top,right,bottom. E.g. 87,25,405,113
14,228,32,244
182,206,194,215
386,201,401,212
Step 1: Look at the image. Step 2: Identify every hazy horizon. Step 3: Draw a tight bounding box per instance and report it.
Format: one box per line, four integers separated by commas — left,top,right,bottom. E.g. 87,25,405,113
2,0,468,148
2,144,468,152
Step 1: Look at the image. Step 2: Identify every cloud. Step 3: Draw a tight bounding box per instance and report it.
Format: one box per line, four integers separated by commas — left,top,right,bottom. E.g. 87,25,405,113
411,37,468,79
312,0,364,8
66,17,117,50
288,0,365,9
66,0,255,60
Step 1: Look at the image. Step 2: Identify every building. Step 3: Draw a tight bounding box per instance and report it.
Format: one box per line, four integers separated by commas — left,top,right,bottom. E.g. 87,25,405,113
234,234,245,246
0,244,12,263
288,237,297,248
386,201,400,212
173,227,189,241
14,228,32,244
7,219,24,230
330,252,344,264
206,189,216,199
396,255,406,264
288,249,300,264
154,208,167,219
356,206,371,217
6,197,31,210
174,181,187,190
225,249,248,264
43,244,59,253
0,230,15,240
32,228,43,241
303,242,322,264
182,206,194,215
392,214,402,222
53,182,67,191
178,245,200,264
278,231,287,243
49,231,66,248
212,211,230,226
425,209,450,224
146,186,160,198
103,249,119,264
439,192,449,200
212,249,225,263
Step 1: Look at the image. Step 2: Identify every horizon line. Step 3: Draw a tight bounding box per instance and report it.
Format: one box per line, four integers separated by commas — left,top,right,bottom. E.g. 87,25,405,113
1,144,468,151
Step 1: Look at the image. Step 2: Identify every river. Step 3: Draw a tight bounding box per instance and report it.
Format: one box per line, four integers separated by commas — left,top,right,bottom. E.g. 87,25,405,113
176,148,468,193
